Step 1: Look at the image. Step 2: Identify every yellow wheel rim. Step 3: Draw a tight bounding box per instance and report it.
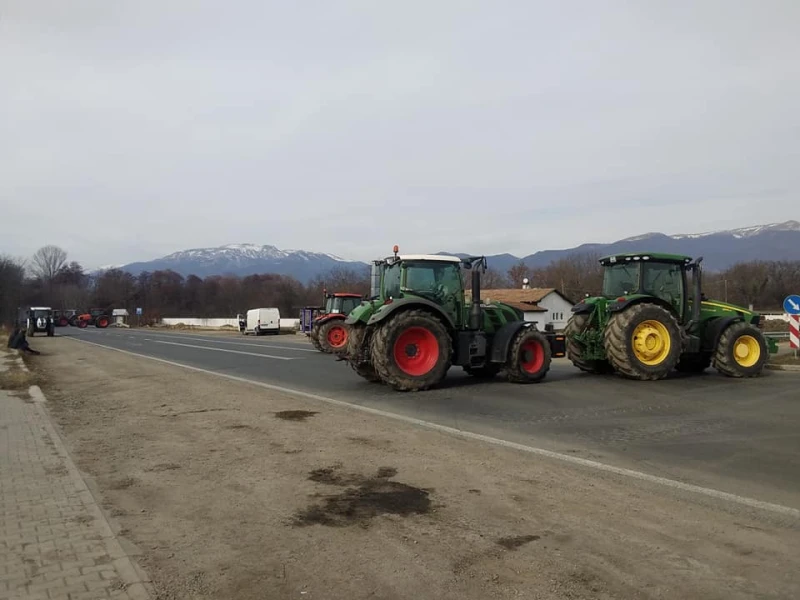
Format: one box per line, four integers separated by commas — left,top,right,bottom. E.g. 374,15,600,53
733,335,760,368
631,320,672,366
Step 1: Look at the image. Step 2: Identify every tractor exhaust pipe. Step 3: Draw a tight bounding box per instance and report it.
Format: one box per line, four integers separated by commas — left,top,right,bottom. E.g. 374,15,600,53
469,258,484,330
688,256,704,327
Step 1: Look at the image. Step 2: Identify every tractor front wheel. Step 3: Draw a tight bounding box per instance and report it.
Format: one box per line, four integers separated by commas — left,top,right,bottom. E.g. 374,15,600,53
565,312,612,374
317,320,350,354
346,324,380,383
77,319,88,329
96,316,110,329
371,310,452,391
604,303,682,380
505,327,552,383
713,322,768,377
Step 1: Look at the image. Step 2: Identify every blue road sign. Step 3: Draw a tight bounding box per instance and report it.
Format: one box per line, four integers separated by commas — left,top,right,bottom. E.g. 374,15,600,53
136,307,143,316
784,295,800,315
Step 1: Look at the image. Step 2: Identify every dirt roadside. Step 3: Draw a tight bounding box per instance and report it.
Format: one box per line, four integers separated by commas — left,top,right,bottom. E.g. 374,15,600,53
31,338,799,600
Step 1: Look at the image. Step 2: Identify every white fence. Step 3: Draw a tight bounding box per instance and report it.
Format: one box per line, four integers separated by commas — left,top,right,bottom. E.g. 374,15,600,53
161,317,300,330
762,313,790,322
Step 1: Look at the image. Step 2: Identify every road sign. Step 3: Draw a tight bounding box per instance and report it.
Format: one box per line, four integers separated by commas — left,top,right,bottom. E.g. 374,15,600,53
136,307,143,316
790,315,799,350
784,295,800,315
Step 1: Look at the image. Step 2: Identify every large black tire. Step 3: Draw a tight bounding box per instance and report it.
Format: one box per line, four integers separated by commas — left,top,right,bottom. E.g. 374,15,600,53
713,321,769,378
309,323,324,351
565,312,612,374
346,324,380,383
68,315,78,326
604,303,682,381
675,352,711,374
463,364,502,379
317,319,350,355
505,327,552,383
96,315,110,329
371,309,452,391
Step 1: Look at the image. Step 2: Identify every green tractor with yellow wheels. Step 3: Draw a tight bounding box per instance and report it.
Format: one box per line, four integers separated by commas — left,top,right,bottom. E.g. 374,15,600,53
342,247,566,391
565,252,777,380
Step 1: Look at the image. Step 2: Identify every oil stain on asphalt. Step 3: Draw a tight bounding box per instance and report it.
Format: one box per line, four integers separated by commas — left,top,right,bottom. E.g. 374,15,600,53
274,410,318,421
294,465,432,527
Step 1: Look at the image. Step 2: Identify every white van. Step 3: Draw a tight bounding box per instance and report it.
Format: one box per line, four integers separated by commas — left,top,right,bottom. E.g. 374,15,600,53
245,308,280,335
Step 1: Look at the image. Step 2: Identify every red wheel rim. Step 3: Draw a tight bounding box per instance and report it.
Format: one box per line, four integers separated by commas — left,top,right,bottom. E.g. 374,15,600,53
59,318,68,326
393,326,439,376
327,325,348,348
99,317,108,327
520,340,545,373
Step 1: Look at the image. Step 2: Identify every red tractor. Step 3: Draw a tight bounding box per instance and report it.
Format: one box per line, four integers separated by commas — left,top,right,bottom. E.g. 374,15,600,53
76,308,112,329
308,292,363,354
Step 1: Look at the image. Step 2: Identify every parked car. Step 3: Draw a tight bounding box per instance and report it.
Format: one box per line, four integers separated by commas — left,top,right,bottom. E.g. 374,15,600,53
18,306,55,337
244,308,280,335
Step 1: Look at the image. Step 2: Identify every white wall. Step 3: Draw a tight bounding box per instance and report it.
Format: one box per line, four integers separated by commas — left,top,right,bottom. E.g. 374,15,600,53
161,317,300,330
534,292,574,330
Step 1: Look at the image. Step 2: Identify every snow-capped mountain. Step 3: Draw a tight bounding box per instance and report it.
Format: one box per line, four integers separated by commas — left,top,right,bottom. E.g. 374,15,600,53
120,244,367,282
115,221,800,281
514,220,800,272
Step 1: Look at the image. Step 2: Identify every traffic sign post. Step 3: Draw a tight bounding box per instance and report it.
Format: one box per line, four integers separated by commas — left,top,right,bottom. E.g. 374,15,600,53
789,315,799,356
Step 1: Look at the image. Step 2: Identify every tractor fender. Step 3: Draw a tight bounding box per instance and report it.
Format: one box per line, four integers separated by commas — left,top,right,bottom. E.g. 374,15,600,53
608,295,676,315
703,316,745,351
571,302,594,315
488,321,533,363
365,298,456,329
315,313,347,326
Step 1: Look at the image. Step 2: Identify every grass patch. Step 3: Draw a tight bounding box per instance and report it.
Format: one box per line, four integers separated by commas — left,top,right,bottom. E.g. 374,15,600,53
0,367,36,390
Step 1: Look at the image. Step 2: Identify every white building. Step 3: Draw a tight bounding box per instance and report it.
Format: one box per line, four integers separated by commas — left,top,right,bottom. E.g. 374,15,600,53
481,288,575,331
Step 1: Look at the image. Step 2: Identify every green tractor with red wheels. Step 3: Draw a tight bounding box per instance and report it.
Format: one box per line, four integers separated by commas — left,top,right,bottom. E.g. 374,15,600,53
565,252,777,380
341,246,566,391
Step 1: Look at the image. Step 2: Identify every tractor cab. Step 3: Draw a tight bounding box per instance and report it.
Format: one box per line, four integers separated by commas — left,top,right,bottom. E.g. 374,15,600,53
600,253,693,319
324,293,362,316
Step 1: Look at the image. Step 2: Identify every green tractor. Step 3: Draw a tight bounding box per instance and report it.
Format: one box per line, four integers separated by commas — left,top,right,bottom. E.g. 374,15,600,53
342,247,566,391
565,252,777,380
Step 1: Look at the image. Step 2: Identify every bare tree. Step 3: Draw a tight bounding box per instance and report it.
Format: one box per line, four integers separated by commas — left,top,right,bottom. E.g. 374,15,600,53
30,245,67,287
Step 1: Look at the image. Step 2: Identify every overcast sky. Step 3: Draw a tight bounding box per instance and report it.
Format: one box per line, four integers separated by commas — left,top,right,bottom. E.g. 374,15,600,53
2,1,798,269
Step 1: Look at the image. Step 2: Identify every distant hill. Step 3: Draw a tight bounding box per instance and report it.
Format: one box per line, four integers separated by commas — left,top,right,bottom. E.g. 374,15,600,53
119,244,368,282
113,221,800,282
443,220,800,273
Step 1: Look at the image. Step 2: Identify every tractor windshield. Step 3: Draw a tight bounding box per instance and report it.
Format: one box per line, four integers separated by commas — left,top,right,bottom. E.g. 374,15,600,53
402,262,462,300
329,296,361,314
603,263,640,298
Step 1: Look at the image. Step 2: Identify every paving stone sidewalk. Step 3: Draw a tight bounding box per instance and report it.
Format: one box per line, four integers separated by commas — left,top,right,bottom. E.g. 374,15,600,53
1,352,152,600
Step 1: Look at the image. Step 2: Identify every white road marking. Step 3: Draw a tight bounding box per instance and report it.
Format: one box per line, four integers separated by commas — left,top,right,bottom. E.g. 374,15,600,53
65,336,799,519
130,331,318,353
151,339,300,361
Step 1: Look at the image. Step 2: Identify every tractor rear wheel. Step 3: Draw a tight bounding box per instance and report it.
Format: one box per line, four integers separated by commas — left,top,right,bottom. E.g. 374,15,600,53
317,320,350,355
604,303,682,380
713,322,768,377
58,317,68,327
505,327,552,383
309,324,324,351
77,319,88,329
565,313,612,374
371,310,452,391
462,364,502,379
675,352,711,374
346,324,380,383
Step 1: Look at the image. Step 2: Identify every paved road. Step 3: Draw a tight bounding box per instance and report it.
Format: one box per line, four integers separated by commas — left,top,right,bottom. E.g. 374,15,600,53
55,327,800,511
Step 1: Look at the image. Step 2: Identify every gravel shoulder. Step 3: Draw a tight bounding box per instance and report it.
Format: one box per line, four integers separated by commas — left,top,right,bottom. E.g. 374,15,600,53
33,337,800,600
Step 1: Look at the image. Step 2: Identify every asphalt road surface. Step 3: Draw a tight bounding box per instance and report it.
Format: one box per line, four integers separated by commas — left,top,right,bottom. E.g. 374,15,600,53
56,327,800,512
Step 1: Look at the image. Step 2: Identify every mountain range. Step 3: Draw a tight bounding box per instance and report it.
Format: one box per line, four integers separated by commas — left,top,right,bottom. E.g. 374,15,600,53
114,220,800,282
